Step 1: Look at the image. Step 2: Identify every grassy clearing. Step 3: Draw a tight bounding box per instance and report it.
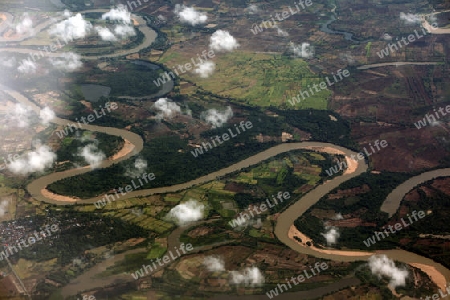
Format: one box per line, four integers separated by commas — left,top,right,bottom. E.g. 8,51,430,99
14,258,58,279
102,210,173,234
147,241,167,259
157,51,329,109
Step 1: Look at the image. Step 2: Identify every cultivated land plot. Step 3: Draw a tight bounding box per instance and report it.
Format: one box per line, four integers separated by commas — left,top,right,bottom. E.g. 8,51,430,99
156,50,330,109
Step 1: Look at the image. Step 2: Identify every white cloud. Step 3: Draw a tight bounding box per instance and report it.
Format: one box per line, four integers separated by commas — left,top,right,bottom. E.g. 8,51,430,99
125,157,147,178
339,52,356,65
8,103,32,127
383,33,393,41
174,4,208,26
276,26,289,37
201,106,233,128
18,59,37,74
39,106,56,125
95,24,135,41
102,5,132,24
153,98,182,120
0,200,9,217
95,26,117,41
430,119,442,127
229,267,265,286
113,24,136,38
15,13,33,35
49,52,82,71
98,5,135,40
368,255,409,289
49,12,93,42
7,144,57,175
0,57,16,68
333,213,344,220
165,199,205,226
209,30,239,52
246,4,259,14
194,60,215,78
203,256,226,272
290,42,314,59
321,226,340,246
428,15,438,28
400,12,421,24
78,143,106,169
63,9,72,18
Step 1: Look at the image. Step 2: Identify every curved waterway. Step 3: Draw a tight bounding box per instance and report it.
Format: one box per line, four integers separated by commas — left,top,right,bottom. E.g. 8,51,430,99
357,61,442,70
274,162,450,291
320,15,372,43
381,168,450,217
5,84,450,296
0,9,157,60
2,6,450,296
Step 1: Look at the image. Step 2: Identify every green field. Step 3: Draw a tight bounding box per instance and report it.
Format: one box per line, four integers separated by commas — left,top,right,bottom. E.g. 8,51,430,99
157,51,330,109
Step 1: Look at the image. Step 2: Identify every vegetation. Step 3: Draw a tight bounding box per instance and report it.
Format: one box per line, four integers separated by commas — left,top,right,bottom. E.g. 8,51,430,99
355,263,435,299
48,132,277,197
55,131,124,170
274,109,357,149
70,61,163,98
294,172,414,250
47,91,355,198
13,211,148,266
157,51,330,108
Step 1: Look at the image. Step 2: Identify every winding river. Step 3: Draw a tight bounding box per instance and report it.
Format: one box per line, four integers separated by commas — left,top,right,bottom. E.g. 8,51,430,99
381,168,450,217
1,7,450,298
320,14,372,43
0,10,157,60
6,81,450,295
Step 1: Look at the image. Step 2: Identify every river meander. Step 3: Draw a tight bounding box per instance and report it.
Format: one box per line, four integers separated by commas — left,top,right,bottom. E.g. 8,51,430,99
1,7,449,298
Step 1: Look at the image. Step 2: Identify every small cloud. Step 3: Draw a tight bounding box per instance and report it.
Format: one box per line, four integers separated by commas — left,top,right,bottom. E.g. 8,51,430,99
165,199,205,226
7,103,32,127
78,143,106,169
0,57,16,68
174,4,208,26
15,13,33,35
0,200,9,218
203,256,226,272
246,4,259,14
276,26,289,36
39,106,56,125
125,157,147,178
209,30,239,52
194,60,215,78
321,226,339,246
368,255,409,289
95,26,118,41
399,12,421,24
290,42,314,59
63,9,71,18
49,52,82,71
113,24,136,38
153,98,182,120
428,14,438,28
18,59,37,74
156,15,166,23
201,106,233,128
339,52,356,65
131,207,143,217
382,33,393,41
229,267,265,286
332,213,344,220
430,119,442,127
49,12,93,42
102,5,132,24
7,144,57,175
